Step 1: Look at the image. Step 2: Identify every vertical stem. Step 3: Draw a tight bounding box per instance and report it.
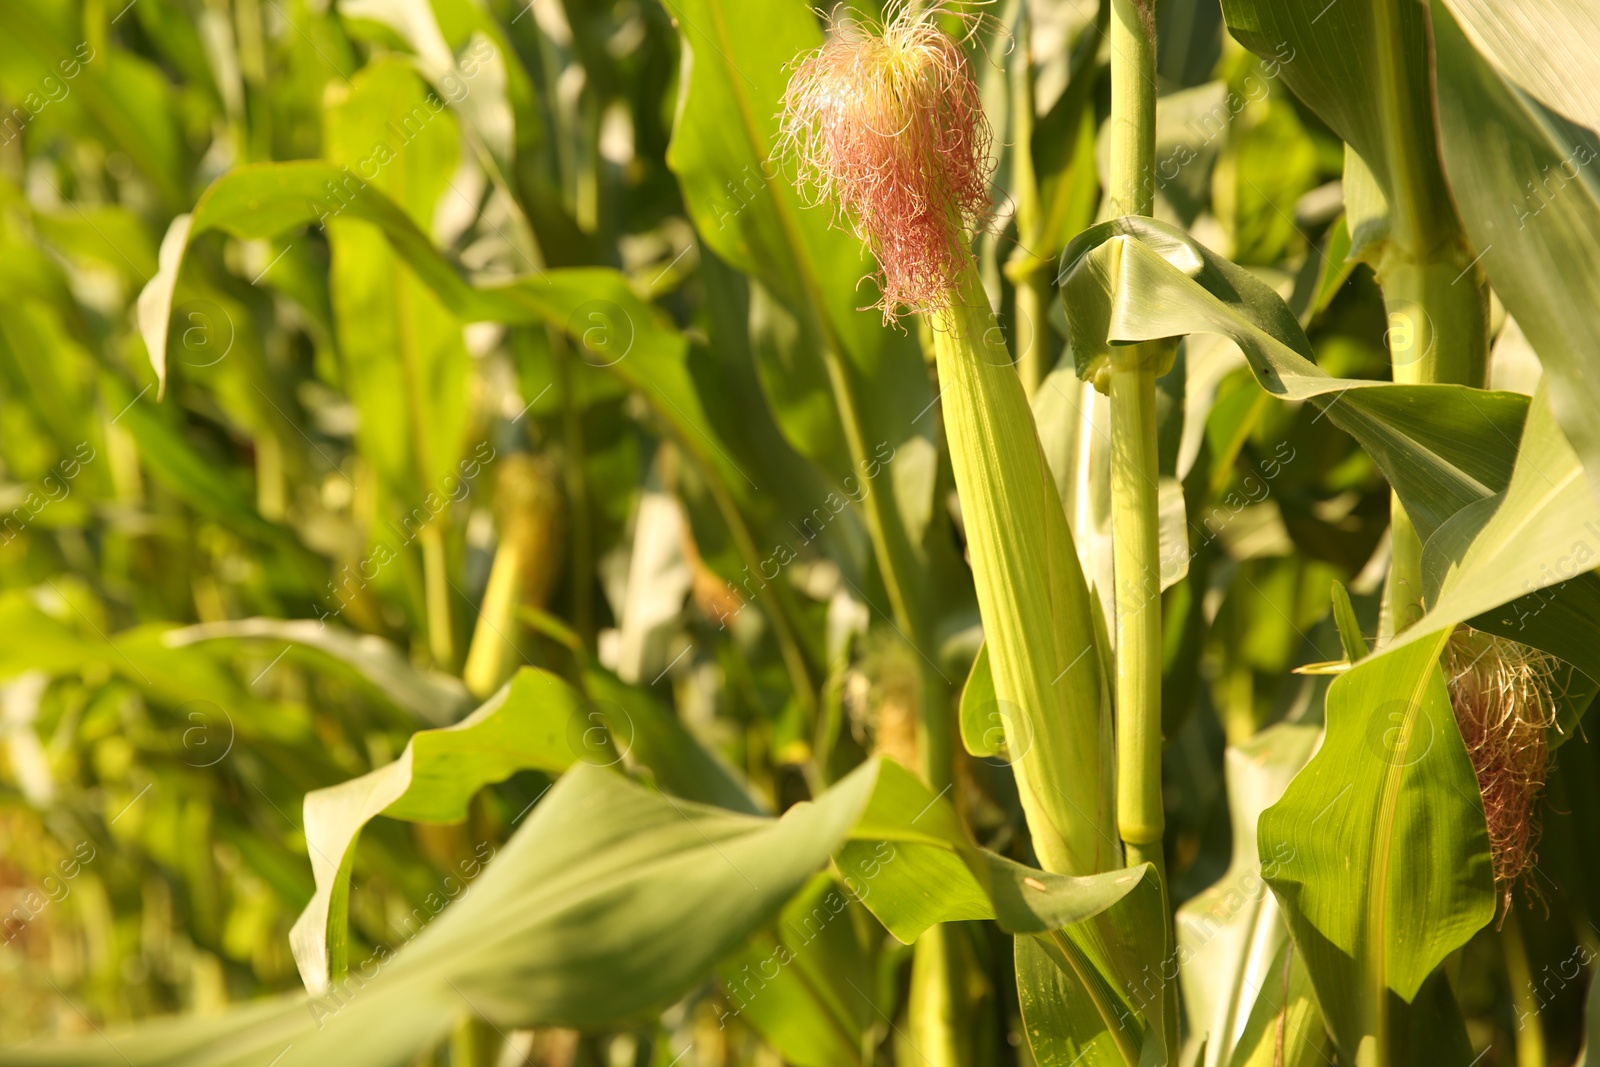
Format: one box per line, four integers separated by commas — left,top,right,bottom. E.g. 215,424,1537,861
1501,909,1548,1067
1106,0,1165,877
1109,365,1163,873
1107,0,1178,1053
419,522,454,670
816,347,951,791
1009,7,1049,399
1108,0,1156,219
1368,2,1489,643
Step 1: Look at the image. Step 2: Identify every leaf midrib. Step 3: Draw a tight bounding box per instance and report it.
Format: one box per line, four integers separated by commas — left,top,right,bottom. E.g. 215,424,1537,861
1363,628,1451,1058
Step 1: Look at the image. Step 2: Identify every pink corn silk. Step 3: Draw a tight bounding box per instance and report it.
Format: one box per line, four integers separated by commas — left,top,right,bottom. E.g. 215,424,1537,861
780,6,994,319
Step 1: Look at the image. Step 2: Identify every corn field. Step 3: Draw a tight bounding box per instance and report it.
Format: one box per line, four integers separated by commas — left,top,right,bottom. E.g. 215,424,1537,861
1,0,1598,1064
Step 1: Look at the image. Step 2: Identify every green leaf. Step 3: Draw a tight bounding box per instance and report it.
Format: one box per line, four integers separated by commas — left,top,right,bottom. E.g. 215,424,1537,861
1223,942,1332,1067
580,667,764,816
289,667,584,994
162,617,474,727
1217,0,1452,263
1331,581,1368,663
133,162,821,691
1058,216,1528,539
0,592,308,748
958,642,1003,758
1430,0,1600,506
289,663,767,995
1258,631,1495,1061
1412,387,1600,681
837,761,1167,1066
0,760,884,1067
1014,882,1171,1067
1176,724,1319,1067
716,873,881,1067
657,0,953,641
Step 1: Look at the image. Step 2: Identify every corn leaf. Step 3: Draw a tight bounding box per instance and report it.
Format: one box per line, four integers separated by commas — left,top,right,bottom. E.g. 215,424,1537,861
162,618,474,727
1257,631,1494,1061
0,760,883,1067
840,760,1167,1066
1409,388,1600,687
1430,0,1600,507
658,0,958,634
1177,724,1320,1067
289,665,762,995
1058,216,1527,539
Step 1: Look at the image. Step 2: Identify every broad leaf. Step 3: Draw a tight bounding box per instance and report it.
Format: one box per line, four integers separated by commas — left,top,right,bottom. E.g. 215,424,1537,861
289,668,584,993
715,873,882,1067
1258,632,1495,1061
290,665,762,993
1217,0,1454,263
0,761,884,1067
133,163,821,689
1222,942,1331,1067
1410,388,1600,701
1058,216,1528,540
135,165,750,512
838,761,1168,1066
1430,0,1600,508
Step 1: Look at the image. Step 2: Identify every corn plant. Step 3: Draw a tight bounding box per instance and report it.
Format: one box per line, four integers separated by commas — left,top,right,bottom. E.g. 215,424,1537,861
1,0,1599,1065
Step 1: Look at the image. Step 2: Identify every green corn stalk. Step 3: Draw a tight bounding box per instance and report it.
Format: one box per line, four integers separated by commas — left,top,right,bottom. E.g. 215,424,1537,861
1103,0,1171,882
1098,0,1180,1052
1363,3,1490,641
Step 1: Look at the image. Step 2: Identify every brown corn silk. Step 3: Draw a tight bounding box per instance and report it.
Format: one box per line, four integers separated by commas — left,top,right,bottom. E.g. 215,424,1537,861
1445,628,1562,917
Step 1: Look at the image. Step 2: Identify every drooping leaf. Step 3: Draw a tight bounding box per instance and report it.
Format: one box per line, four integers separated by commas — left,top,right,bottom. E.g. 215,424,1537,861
715,873,882,1067
135,165,739,502
162,617,473,726
133,162,822,692
289,663,764,993
1412,387,1600,682
838,760,1167,1066
289,668,585,993
0,760,884,1067
580,666,764,816
1058,216,1528,539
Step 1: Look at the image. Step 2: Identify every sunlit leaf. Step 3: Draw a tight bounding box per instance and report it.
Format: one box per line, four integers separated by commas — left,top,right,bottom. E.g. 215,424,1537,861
1258,631,1494,1061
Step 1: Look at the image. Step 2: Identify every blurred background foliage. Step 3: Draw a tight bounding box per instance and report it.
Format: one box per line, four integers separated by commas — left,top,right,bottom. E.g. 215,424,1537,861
0,0,1590,1064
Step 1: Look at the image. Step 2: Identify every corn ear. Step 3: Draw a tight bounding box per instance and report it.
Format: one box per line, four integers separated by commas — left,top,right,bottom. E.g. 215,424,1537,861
933,264,1115,876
